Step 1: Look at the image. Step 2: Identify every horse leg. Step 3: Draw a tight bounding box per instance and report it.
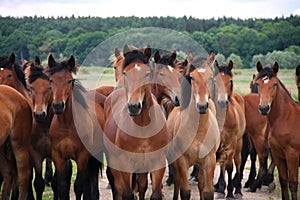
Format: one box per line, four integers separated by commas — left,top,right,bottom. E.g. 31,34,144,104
74,153,89,200
214,164,226,198
109,167,124,200
233,138,243,198
85,156,101,200
272,151,289,200
240,132,250,187
165,165,174,186
198,152,216,200
285,153,299,200
10,142,31,200
171,162,181,200
150,167,165,200
265,152,276,193
52,150,70,200
137,173,148,200
225,162,234,199
51,161,71,200
175,157,190,200
44,158,53,187
120,171,134,200
32,152,45,200
0,152,15,200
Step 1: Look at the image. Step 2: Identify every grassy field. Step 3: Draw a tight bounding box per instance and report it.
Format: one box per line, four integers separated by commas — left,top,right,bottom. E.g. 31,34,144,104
76,66,299,100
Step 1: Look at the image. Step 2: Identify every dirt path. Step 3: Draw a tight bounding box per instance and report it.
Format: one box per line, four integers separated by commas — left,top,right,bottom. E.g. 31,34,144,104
94,161,281,200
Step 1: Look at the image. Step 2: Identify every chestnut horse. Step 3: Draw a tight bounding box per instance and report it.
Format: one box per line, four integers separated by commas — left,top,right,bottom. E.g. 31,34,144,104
255,62,300,200
0,84,32,200
213,60,246,199
166,68,220,200
104,46,168,200
295,65,300,102
47,54,105,200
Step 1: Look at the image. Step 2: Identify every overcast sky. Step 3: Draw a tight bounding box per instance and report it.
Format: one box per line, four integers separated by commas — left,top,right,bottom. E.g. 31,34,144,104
0,0,300,19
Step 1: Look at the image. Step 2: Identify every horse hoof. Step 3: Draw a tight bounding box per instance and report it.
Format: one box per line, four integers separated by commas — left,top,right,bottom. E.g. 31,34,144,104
268,182,276,193
226,196,235,200
215,192,225,199
234,193,243,199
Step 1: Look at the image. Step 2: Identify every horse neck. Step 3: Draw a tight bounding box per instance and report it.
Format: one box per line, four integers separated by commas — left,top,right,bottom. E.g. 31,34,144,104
268,82,295,122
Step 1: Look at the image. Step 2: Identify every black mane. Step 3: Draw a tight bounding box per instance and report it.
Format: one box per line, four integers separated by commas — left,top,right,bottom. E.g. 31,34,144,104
256,67,276,80
216,65,233,77
0,56,13,69
123,50,148,69
28,65,49,84
48,60,76,75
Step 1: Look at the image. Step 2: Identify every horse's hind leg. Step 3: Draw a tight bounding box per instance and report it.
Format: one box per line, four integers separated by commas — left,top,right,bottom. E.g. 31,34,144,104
285,153,299,200
0,152,15,200
233,138,243,198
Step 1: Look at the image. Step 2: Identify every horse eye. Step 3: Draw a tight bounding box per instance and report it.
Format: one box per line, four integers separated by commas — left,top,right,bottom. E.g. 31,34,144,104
49,79,53,84
48,86,52,91
274,82,278,87
68,79,74,84
123,71,127,77
145,72,151,78
159,72,165,77
8,74,13,78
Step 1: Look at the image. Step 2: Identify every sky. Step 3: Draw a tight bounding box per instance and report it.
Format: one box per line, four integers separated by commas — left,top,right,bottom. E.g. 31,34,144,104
0,0,300,19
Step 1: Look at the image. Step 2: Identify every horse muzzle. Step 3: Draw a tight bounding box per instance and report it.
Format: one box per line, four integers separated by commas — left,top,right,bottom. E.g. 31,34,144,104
52,101,65,114
217,100,228,108
172,95,180,106
196,102,209,114
127,102,142,116
33,111,47,122
258,104,270,115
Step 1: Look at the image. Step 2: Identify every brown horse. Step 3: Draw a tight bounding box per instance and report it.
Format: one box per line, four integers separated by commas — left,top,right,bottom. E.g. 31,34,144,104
166,67,220,200
255,61,300,200
295,64,300,102
23,58,64,200
0,84,32,200
240,74,276,193
213,60,246,199
104,45,168,200
47,54,105,200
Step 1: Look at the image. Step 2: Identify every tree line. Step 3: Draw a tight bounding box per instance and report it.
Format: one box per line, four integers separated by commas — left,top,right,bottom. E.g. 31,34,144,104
0,15,300,68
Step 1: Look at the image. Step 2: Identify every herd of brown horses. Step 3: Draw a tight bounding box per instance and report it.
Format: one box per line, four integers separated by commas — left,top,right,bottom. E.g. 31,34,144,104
0,46,299,200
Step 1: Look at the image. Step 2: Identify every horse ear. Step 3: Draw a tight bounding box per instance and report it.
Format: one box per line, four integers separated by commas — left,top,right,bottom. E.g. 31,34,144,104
154,51,161,63
171,50,177,62
68,55,76,71
187,51,194,63
123,45,130,54
48,54,56,68
143,46,152,61
272,62,279,75
215,60,219,68
296,65,300,77
35,56,41,65
252,74,256,80
9,53,15,64
114,48,121,57
228,60,234,70
256,61,263,72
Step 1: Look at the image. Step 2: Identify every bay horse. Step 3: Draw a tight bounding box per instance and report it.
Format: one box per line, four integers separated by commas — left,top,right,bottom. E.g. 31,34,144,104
255,61,300,200
240,74,276,193
166,67,220,200
213,60,246,199
295,65,300,102
0,84,32,200
47,54,105,200
104,45,168,200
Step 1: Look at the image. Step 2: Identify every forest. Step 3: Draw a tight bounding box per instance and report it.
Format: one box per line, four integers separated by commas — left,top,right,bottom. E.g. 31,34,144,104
0,15,300,68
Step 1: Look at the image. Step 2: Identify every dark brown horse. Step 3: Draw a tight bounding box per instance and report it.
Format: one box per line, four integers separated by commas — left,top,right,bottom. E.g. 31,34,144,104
23,58,64,200
213,60,246,199
166,67,220,200
104,45,168,200
47,54,105,200
255,61,300,200
0,84,32,200
295,64,300,102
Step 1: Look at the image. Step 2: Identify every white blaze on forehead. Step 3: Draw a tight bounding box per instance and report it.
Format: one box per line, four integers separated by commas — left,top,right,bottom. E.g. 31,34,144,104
198,68,206,73
0,68,3,71
167,65,174,72
134,64,141,71
263,76,269,84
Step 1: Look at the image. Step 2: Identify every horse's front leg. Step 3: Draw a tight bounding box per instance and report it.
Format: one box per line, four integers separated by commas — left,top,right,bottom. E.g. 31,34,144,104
52,149,70,200
74,151,89,200
137,173,148,200
150,167,165,200
31,151,45,200
44,158,53,186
